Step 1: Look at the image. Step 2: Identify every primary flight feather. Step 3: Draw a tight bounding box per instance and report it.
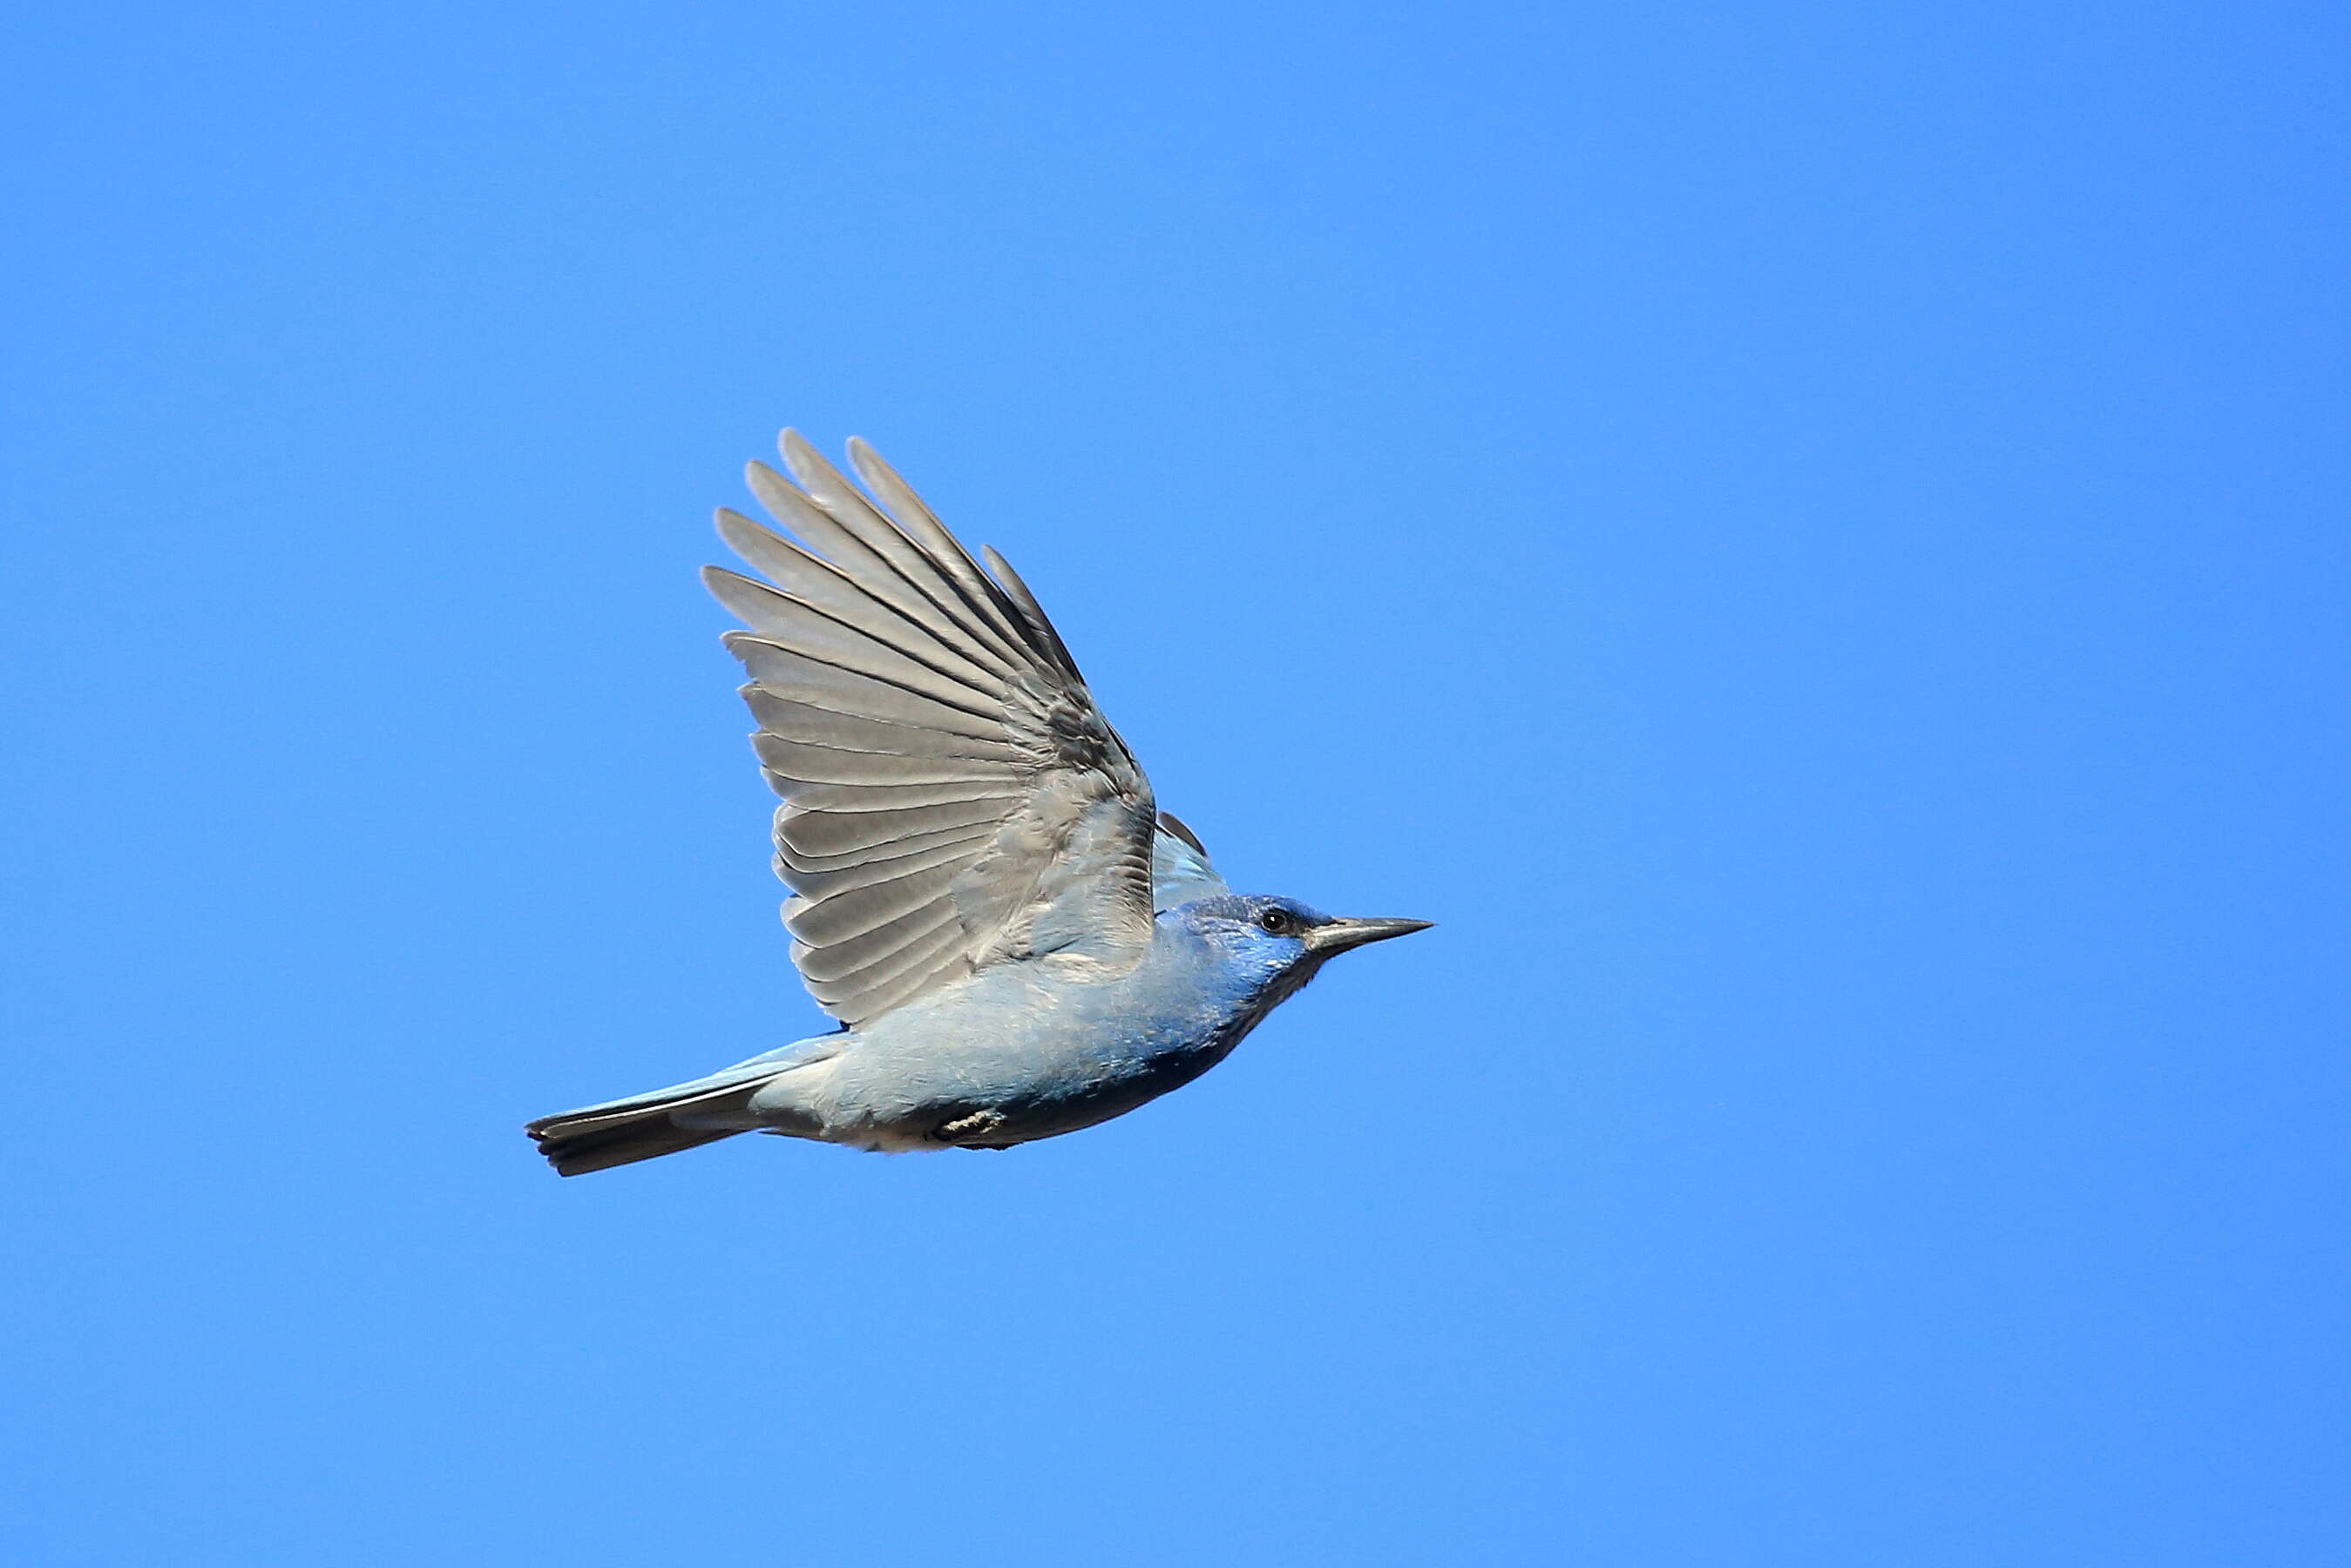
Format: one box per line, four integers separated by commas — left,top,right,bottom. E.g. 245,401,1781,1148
527,431,1429,1174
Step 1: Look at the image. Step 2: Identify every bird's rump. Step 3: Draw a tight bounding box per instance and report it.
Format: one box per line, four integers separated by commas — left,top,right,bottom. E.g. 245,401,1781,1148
706,432,1162,1027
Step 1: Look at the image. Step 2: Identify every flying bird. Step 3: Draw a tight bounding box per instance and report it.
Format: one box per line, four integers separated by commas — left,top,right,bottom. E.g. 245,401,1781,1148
526,432,1430,1174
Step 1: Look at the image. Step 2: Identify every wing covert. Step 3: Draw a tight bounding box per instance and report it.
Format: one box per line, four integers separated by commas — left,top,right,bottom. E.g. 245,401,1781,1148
1150,810,1230,909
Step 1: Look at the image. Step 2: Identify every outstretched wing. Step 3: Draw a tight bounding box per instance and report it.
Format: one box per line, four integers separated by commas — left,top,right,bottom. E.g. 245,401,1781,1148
705,431,1159,1027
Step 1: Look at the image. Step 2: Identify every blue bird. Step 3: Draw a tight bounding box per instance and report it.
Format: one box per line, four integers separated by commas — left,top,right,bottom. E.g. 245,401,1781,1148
526,431,1430,1174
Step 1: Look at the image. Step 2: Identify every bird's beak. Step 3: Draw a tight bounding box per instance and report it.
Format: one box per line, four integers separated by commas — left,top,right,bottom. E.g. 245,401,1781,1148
1305,916,1435,956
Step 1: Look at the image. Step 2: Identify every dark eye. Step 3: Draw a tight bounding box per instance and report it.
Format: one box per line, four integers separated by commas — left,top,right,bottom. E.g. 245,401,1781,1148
1257,908,1296,935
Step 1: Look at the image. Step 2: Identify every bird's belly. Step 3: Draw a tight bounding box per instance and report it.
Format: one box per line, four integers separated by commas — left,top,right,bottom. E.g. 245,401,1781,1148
822,1026,1243,1152
963,1042,1238,1146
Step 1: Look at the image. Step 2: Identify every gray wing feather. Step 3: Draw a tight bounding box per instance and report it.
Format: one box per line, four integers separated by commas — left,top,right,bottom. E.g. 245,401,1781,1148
980,544,1089,683
722,636,1008,739
781,434,1037,672
778,829,997,892
742,691,1031,765
713,431,1161,1026
703,564,1006,698
783,798,1014,858
844,439,1043,663
714,510,1019,681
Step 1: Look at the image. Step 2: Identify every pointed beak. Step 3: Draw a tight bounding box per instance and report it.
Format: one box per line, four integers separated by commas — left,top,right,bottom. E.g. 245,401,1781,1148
1304,916,1435,956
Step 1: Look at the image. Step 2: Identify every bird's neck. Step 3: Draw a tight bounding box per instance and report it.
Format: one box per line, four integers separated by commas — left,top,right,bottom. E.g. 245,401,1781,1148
1145,918,1318,1043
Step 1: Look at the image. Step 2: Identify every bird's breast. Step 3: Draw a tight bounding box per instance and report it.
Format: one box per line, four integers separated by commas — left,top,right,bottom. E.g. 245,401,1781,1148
824,963,1266,1149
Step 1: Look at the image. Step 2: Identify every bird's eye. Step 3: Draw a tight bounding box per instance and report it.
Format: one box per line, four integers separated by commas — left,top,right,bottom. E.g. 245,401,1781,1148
1257,909,1295,935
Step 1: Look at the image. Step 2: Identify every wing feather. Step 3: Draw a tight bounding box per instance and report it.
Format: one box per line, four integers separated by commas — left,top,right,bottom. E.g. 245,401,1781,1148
753,739,1016,792
844,437,1042,665
776,830,999,901
743,693,1031,765
776,822,999,877
783,862,967,945
706,570,1007,713
710,511,1014,679
790,903,965,984
1150,810,1230,909
980,545,1087,685
777,779,1029,814
781,798,1015,859
713,433,1162,1025
780,433,1039,676
722,635,1010,739
802,916,978,1022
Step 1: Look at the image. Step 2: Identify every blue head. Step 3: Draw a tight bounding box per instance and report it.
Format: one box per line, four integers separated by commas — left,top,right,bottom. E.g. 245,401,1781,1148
1169,893,1433,1013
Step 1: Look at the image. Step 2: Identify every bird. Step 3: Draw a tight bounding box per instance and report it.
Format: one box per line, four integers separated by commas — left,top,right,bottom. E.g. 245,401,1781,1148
525,430,1430,1175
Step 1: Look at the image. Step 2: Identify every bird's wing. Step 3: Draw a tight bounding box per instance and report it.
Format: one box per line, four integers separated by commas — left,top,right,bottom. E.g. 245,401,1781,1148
1150,810,1230,909
706,431,1160,1028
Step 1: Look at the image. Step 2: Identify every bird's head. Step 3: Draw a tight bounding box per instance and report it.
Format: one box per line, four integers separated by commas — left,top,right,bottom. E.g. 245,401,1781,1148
1174,893,1433,1006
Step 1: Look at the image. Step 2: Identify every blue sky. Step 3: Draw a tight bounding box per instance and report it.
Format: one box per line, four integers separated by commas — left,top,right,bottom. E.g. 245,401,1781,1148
4,3,2346,1562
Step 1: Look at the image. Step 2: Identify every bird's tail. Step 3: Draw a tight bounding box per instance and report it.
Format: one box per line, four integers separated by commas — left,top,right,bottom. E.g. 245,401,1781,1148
525,1058,822,1177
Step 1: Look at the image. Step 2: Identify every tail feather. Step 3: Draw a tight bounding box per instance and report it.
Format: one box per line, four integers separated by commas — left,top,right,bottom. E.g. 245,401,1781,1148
528,1113,744,1177
526,1064,806,1177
